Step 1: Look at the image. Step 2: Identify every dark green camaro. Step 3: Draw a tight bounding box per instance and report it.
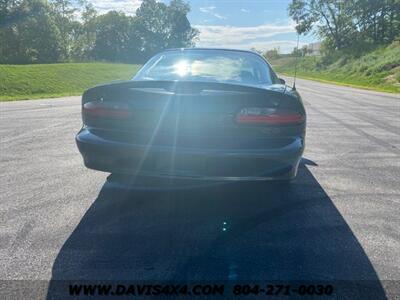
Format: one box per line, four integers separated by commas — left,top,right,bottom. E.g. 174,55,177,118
76,48,306,181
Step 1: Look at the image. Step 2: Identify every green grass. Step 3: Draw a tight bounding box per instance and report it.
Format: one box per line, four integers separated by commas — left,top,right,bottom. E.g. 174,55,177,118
270,42,400,93
0,63,141,101
2,45,399,101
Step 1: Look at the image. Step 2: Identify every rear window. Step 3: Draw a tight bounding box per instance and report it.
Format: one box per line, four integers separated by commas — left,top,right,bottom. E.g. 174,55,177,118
134,49,276,85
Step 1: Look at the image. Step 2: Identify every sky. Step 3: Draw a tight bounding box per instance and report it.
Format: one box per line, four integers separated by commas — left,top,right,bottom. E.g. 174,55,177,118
86,0,318,53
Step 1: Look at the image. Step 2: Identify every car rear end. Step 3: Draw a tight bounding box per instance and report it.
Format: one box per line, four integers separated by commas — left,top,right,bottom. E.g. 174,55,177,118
76,79,305,181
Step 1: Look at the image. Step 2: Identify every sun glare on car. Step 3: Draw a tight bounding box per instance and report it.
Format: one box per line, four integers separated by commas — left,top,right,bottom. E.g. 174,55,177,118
173,60,190,77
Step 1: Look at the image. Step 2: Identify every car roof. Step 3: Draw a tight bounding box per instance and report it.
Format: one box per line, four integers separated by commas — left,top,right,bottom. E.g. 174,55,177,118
163,47,260,55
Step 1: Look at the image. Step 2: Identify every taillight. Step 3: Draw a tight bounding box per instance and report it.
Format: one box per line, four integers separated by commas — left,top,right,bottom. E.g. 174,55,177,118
236,107,304,125
83,101,131,119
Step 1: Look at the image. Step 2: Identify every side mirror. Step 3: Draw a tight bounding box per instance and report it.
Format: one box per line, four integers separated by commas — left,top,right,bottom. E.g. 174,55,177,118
278,78,286,85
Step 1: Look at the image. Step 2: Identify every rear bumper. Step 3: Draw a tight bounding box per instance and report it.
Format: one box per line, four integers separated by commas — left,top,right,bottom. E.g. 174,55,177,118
76,128,305,181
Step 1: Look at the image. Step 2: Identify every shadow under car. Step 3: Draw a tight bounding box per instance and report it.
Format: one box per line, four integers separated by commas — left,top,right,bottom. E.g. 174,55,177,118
47,159,387,299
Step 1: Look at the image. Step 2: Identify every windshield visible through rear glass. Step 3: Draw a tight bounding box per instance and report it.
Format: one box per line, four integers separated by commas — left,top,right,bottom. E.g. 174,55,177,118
134,50,276,85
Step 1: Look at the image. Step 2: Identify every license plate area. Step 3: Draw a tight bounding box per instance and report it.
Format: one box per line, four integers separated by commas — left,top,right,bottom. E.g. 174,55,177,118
154,153,205,175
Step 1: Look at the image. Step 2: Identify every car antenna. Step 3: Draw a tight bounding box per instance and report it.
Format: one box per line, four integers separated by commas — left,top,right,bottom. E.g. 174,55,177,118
293,31,300,91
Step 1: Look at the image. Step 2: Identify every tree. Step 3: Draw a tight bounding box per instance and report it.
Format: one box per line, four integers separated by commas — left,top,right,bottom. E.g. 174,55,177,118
166,0,199,48
0,0,22,62
135,0,198,59
70,0,97,60
0,0,199,64
135,0,170,57
0,0,62,63
351,0,400,44
289,0,357,50
288,0,400,53
264,48,280,60
49,0,76,60
91,11,132,62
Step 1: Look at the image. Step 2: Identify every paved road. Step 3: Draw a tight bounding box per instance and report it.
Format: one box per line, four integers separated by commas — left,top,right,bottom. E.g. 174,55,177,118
1,79,399,299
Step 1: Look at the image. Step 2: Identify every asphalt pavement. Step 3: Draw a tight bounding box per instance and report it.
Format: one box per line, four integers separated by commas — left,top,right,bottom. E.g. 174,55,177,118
0,78,399,299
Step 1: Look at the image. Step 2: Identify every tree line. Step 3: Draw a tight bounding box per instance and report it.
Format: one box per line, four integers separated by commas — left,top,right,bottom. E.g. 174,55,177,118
289,0,400,56
0,0,199,64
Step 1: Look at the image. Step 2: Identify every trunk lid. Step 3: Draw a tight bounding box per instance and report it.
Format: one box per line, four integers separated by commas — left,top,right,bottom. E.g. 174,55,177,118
82,80,304,146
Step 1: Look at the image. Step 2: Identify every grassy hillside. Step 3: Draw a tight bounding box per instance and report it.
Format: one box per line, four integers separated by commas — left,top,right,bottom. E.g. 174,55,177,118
2,45,399,101
0,63,141,101
271,42,400,93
